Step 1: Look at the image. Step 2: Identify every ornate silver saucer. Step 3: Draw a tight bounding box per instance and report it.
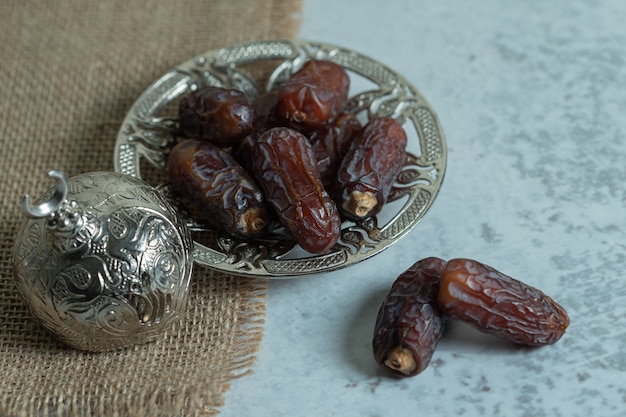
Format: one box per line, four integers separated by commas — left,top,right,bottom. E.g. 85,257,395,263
114,39,447,278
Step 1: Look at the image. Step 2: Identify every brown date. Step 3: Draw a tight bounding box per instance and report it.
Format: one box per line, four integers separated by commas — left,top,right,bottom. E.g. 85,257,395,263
178,86,257,147
167,139,269,238
438,258,570,346
232,132,257,173
309,112,362,189
275,60,350,132
335,117,407,220
252,90,280,131
250,127,341,254
373,257,448,377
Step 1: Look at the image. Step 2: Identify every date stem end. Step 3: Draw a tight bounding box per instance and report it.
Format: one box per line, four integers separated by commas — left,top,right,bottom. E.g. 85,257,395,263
343,190,378,219
384,346,417,376
241,208,269,235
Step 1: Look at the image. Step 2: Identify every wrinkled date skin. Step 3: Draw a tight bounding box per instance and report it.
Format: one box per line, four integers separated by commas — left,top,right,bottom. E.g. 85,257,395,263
309,112,362,189
167,139,269,238
438,258,570,346
373,257,448,377
179,86,257,147
276,60,350,132
335,117,407,220
250,127,341,254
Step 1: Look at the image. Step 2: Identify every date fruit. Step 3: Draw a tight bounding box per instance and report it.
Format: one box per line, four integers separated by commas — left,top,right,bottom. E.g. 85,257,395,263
252,90,280,131
250,127,341,254
309,112,362,189
232,132,257,173
438,258,570,346
167,139,269,238
179,86,257,147
373,257,448,377
335,117,407,220
275,60,350,132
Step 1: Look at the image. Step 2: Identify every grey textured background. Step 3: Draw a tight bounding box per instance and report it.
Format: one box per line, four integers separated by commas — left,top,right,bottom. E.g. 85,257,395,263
221,0,626,416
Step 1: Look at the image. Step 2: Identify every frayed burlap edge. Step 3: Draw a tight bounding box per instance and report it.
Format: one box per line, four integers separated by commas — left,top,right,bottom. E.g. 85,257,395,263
0,269,269,417
0,0,303,416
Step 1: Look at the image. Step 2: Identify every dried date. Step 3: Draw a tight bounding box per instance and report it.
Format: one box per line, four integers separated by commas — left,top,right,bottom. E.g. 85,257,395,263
250,127,341,254
179,86,257,147
309,112,362,189
373,257,448,377
335,117,407,220
252,90,280,131
275,60,350,132
232,132,257,173
438,258,570,346
167,139,269,238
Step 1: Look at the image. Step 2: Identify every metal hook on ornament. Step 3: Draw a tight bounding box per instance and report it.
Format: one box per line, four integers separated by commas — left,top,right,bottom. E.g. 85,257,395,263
21,170,69,219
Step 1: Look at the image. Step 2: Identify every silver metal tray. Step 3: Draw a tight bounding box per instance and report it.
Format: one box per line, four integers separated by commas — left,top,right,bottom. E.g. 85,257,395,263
113,39,446,278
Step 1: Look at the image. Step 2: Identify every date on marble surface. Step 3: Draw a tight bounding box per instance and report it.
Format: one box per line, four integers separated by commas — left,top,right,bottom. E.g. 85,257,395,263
438,258,570,346
374,257,570,377
373,257,448,377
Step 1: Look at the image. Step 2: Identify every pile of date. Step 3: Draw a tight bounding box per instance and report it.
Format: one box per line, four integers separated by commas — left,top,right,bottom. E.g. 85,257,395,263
373,257,569,377
168,59,403,254
167,59,569,378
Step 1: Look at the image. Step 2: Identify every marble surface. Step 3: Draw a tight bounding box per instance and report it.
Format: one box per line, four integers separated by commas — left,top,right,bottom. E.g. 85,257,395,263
219,1,626,416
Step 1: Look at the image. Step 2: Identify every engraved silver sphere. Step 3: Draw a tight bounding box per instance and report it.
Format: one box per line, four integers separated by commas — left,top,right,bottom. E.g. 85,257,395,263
13,171,194,351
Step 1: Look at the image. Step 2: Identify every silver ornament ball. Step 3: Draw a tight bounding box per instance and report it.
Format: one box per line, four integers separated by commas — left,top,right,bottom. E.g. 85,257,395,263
13,170,194,351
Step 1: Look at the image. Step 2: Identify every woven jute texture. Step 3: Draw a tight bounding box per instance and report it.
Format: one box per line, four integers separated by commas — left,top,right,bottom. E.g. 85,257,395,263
0,1,302,416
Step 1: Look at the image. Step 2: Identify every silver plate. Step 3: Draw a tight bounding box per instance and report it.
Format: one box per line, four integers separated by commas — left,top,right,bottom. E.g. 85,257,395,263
114,39,446,278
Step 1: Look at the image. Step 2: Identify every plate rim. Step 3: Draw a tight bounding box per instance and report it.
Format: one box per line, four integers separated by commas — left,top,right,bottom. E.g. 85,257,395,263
113,38,447,278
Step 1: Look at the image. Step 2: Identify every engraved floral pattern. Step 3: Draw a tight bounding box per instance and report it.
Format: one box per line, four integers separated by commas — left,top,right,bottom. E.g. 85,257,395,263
13,172,193,351
114,40,446,277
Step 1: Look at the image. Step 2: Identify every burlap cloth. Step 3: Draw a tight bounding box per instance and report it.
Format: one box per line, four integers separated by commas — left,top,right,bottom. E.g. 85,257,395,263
0,1,302,416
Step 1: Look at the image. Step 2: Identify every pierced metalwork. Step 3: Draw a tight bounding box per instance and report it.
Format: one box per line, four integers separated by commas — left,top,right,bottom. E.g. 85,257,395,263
114,39,446,278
